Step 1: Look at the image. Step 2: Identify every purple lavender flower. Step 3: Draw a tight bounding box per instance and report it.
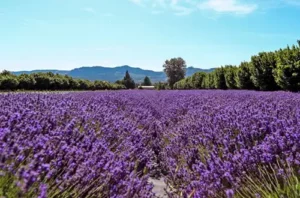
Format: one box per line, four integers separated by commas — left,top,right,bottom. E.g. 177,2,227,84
38,184,47,198
0,90,299,197
225,189,234,198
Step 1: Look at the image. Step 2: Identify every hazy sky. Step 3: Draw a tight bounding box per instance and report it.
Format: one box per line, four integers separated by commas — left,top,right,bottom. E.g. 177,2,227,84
1,0,300,71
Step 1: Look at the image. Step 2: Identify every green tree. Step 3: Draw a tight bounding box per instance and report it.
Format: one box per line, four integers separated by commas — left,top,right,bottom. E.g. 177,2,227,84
163,57,187,89
60,75,71,90
0,70,19,90
213,67,227,89
18,74,36,90
155,82,169,90
0,70,123,91
274,41,300,91
32,73,52,90
191,72,206,89
112,83,126,90
183,76,194,89
94,80,105,90
173,80,182,89
224,65,238,89
78,79,92,90
1,70,12,76
142,76,152,86
115,80,124,85
67,77,80,90
235,62,255,90
102,81,113,89
51,75,65,90
250,52,279,91
202,73,215,89
0,75,19,90
123,70,135,89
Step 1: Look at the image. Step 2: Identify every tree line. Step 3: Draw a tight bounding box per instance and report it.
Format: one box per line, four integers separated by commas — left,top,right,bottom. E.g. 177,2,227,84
3,40,299,91
0,69,155,91
0,71,126,91
116,71,153,89
172,40,300,92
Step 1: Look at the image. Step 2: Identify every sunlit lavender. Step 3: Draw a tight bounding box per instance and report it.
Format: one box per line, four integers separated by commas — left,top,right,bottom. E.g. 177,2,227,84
0,90,299,197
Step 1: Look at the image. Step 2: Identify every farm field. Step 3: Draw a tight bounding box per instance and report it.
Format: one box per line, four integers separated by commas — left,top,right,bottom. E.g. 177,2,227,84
0,90,300,198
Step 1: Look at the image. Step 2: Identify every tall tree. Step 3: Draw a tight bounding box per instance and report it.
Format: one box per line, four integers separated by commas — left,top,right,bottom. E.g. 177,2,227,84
0,70,19,90
250,52,279,91
235,62,256,90
214,67,227,89
18,74,36,90
163,57,187,89
67,77,80,90
274,41,300,91
123,70,135,89
0,75,19,90
32,73,52,90
224,65,238,89
191,72,206,89
184,76,193,89
1,70,12,76
142,76,152,86
202,73,215,89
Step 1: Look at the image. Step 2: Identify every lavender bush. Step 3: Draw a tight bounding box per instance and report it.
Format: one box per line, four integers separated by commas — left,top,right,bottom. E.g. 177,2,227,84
0,90,299,197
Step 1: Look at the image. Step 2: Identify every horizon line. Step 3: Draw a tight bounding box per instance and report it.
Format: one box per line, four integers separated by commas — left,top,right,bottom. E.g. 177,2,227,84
6,65,215,73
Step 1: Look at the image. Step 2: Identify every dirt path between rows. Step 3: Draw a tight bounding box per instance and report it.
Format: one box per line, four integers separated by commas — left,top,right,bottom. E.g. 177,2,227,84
149,178,169,198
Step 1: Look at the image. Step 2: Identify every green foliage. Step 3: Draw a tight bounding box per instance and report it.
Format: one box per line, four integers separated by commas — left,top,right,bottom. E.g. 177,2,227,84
123,70,135,89
93,80,125,90
224,65,238,89
173,41,300,91
51,74,66,90
112,83,126,90
78,79,93,90
236,62,256,90
173,72,207,89
250,52,279,91
0,173,21,198
155,82,169,90
191,72,206,89
236,163,300,198
213,67,227,89
202,73,215,89
17,74,36,90
0,71,123,91
163,57,187,89
32,73,52,90
174,78,190,89
0,75,19,90
94,80,106,90
274,43,300,92
115,80,124,85
142,76,152,86
66,76,80,90
1,70,12,76
173,79,184,89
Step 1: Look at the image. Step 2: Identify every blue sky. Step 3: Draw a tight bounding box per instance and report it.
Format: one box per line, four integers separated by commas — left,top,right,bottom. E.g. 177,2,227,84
1,0,300,71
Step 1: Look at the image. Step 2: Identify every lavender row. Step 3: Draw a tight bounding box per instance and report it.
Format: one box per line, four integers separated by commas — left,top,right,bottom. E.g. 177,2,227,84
0,92,157,197
1,90,300,197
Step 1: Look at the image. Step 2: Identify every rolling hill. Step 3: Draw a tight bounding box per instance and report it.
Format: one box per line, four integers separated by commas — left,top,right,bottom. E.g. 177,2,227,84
12,65,215,83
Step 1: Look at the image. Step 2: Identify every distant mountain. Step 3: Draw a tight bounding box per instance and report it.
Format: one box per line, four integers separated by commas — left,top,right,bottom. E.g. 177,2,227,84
12,70,70,76
186,67,215,76
12,65,215,83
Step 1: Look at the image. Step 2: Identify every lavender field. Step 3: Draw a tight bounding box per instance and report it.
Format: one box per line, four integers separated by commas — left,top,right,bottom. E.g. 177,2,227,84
0,90,300,198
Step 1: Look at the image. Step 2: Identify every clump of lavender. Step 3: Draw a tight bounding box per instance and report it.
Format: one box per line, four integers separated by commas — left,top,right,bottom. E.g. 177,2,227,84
0,90,299,197
0,92,156,197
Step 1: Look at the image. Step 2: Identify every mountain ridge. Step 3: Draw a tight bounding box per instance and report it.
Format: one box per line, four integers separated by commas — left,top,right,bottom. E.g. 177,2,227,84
12,65,215,83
